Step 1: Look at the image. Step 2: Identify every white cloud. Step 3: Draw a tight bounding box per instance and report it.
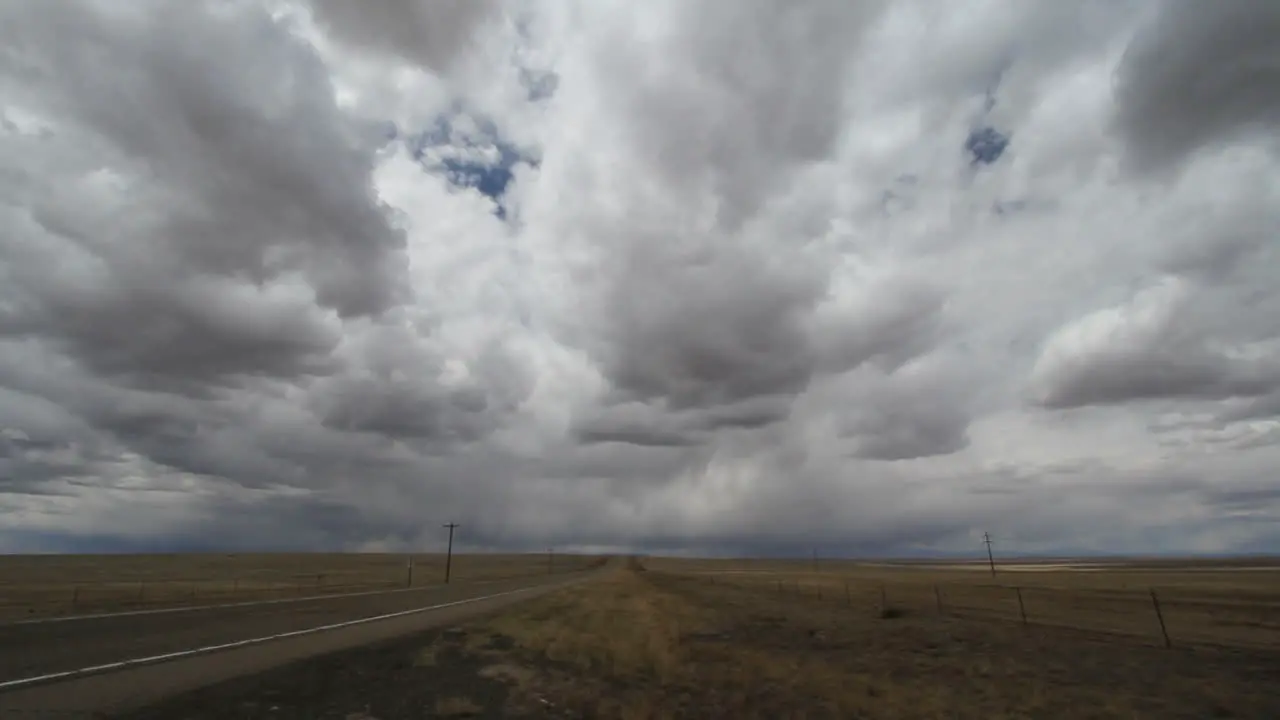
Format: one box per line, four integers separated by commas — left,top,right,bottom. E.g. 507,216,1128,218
1,0,1279,556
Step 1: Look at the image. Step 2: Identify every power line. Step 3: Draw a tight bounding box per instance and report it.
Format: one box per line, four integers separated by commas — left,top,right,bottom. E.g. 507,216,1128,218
442,523,460,583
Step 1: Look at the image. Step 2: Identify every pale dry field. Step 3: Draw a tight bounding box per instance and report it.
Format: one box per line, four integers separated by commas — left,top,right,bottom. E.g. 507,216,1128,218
0,552,605,621
110,558,1280,719
644,556,1280,651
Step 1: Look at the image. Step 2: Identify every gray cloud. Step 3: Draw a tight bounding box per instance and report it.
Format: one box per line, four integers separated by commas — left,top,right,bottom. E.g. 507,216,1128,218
1115,0,1280,173
598,253,822,410
573,393,797,449
838,365,972,461
0,0,409,398
1031,279,1280,409
303,0,499,72
600,0,886,231
2,0,1280,558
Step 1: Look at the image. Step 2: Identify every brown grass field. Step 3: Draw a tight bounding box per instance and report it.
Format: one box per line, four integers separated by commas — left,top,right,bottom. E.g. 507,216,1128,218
0,552,605,621
121,556,1280,719
643,556,1280,651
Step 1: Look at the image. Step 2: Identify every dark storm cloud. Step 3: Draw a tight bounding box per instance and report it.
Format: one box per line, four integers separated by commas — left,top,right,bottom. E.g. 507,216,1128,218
304,0,499,71
0,432,85,489
600,257,821,410
844,396,970,461
314,378,495,443
1032,278,1280,410
2,0,1279,558
543,442,708,484
10,277,342,389
1220,392,1280,424
1115,0,1280,172
0,2,515,506
695,395,796,431
595,256,946,430
576,427,703,449
573,394,797,449
1038,351,1280,410
0,0,409,397
309,325,533,445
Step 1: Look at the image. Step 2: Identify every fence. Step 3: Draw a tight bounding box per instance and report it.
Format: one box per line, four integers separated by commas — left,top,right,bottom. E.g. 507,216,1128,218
0,554,607,621
690,572,1280,653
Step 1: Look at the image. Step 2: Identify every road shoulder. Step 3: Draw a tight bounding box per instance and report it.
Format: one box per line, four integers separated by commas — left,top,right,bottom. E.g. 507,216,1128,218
0,576,587,718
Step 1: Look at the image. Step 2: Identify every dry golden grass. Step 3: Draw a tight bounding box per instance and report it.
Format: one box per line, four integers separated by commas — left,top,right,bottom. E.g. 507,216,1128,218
434,560,1279,719
0,553,605,620
646,556,1280,651
482,561,698,684
433,696,484,717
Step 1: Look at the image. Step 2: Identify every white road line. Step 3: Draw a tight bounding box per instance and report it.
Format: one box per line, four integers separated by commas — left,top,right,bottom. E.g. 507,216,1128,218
5,584,434,627
5,576,528,627
0,584,543,693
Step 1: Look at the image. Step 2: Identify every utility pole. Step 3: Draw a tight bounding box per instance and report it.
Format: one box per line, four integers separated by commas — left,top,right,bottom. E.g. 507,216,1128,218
983,532,996,578
443,523,460,583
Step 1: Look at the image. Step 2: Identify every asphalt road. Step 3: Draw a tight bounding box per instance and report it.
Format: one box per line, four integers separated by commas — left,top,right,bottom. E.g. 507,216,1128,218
0,568,599,717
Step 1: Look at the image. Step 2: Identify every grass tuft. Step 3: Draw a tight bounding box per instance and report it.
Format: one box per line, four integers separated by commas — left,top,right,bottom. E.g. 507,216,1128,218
433,696,483,717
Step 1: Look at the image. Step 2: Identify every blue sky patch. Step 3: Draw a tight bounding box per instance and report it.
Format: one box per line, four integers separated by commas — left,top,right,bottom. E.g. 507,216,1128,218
966,126,1010,165
401,111,535,219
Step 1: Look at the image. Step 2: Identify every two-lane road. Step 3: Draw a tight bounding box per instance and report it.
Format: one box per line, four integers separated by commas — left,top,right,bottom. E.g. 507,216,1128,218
0,568,599,716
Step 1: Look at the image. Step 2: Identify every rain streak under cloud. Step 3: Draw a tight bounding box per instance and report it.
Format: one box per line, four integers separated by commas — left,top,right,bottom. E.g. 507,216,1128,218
1,0,1279,557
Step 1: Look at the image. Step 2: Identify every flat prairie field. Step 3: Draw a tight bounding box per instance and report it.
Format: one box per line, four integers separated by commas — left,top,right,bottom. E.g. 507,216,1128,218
0,552,605,621
643,556,1280,652
118,559,1280,720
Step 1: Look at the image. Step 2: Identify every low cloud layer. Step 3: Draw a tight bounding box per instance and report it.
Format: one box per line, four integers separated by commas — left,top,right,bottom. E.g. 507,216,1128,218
2,0,1279,557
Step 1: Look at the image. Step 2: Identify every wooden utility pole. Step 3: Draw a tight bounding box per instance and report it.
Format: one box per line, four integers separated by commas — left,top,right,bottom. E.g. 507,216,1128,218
983,532,996,577
443,523,460,583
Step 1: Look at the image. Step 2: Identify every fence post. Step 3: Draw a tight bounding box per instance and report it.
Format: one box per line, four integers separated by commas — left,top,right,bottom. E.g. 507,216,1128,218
879,584,887,615
1015,587,1028,627
844,580,852,607
934,585,944,615
71,586,80,612
1149,588,1172,648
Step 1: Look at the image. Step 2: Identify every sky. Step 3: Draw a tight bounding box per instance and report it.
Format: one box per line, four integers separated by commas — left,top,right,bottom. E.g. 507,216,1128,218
1,0,1278,558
